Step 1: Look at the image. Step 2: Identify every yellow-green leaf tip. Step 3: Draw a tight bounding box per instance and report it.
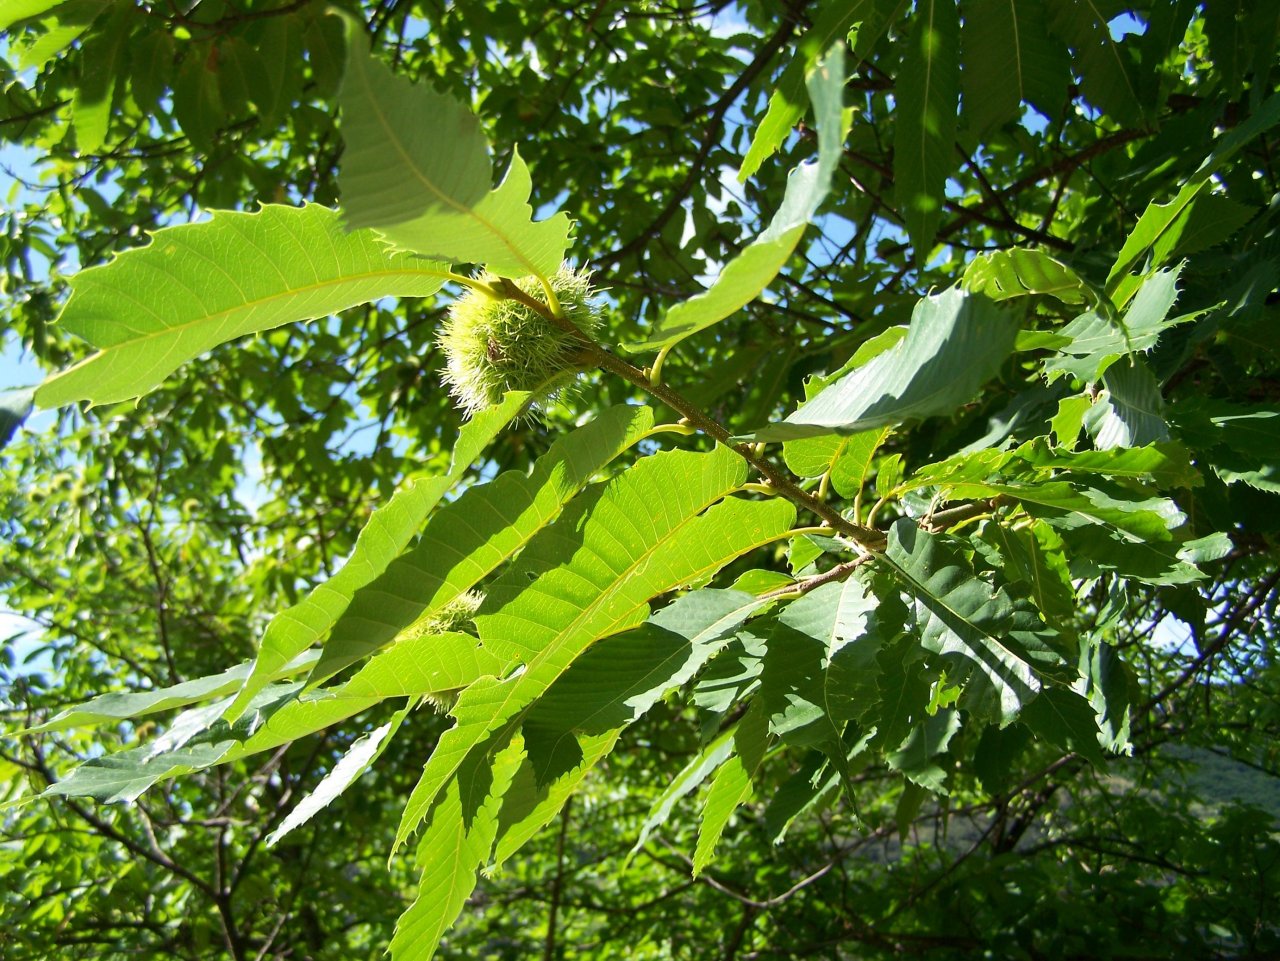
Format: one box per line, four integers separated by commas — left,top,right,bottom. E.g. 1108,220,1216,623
439,265,601,417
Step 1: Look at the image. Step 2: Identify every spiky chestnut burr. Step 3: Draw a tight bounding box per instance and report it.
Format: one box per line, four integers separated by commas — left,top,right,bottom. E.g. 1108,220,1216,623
438,265,601,416
398,590,484,641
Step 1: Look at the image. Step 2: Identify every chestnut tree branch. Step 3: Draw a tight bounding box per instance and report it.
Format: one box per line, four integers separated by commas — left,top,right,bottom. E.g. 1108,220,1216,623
492,278,886,552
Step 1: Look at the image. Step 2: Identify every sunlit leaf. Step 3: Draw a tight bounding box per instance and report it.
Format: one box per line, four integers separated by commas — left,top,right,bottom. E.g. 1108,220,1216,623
1079,636,1133,754
976,520,1076,625
692,627,769,736
627,727,737,864
336,17,571,277
23,650,318,735
389,734,525,961
44,630,505,803
1007,437,1199,489
1044,265,1185,382
746,288,1018,441
493,589,765,867
783,425,888,500
1084,359,1170,449
884,521,1058,725
369,451,792,959
0,0,68,30
1150,195,1257,265
309,404,653,683
1056,524,1203,585
963,248,1092,305
631,43,845,350
265,710,405,848
760,577,888,749
894,0,959,262
393,446,796,855
227,391,528,719
35,205,450,409
41,683,302,803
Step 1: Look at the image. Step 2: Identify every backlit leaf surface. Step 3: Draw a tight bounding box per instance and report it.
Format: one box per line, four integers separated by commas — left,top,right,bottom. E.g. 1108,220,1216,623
748,288,1017,441
337,19,571,277
894,0,959,261
36,205,451,409
310,404,653,682
633,43,845,350
228,391,527,719
393,446,796,854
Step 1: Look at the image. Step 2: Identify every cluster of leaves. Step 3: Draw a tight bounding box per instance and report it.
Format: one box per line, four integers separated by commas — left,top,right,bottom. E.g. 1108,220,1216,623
2,1,1279,958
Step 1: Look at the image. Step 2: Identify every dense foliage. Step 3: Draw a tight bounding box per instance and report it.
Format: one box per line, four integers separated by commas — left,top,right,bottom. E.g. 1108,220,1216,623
2,1,1278,958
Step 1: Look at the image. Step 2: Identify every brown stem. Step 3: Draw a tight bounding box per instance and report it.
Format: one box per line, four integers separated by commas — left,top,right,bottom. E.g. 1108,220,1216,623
542,796,573,961
1142,566,1280,712
723,905,757,961
923,499,996,533
759,555,875,601
494,279,886,552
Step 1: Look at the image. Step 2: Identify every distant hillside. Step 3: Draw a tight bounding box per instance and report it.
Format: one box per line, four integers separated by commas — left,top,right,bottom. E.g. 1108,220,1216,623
1161,745,1280,820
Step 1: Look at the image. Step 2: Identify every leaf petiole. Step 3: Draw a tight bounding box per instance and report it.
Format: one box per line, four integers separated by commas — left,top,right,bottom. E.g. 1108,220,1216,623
537,273,565,318
641,422,698,441
449,272,506,299
649,344,673,387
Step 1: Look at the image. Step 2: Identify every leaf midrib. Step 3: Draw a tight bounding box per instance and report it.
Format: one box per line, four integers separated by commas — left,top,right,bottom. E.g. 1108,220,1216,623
1084,0,1138,103
1008,0,1026,100
887,552,1033,674
918,0,938,187
57,265,446,370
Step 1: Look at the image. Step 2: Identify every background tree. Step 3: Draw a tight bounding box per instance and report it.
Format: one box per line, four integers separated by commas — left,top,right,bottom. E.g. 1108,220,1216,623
2,1,1278,958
